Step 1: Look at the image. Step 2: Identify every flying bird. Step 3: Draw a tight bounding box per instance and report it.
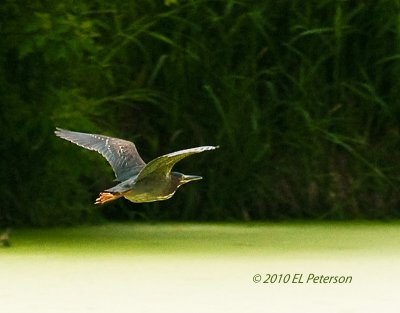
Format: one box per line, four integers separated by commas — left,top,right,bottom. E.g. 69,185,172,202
55,128,218,204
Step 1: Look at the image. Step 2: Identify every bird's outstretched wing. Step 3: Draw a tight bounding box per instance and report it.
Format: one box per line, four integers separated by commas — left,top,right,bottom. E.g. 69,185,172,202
136,146,219,181
55,128,146,181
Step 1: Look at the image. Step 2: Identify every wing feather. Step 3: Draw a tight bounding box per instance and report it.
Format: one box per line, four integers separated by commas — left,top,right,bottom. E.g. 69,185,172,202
136,146,218,181
55,128,146,181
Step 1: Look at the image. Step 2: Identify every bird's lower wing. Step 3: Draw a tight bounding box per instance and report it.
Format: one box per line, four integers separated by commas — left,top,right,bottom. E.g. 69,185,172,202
136,146,219,180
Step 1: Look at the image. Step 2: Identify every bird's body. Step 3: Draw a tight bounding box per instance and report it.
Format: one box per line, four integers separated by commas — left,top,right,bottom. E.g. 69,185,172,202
55,128,217,204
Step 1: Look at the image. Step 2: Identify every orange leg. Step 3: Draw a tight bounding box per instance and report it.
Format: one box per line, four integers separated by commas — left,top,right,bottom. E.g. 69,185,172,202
95,192,123,205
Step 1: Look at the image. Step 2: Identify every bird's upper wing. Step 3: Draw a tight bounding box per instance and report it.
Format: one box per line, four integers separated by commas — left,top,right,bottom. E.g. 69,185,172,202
55,128,146,181
136,146,219,181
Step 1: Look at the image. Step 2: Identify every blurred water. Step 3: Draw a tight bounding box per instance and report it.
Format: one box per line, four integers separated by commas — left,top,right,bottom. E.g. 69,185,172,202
0,252,399,313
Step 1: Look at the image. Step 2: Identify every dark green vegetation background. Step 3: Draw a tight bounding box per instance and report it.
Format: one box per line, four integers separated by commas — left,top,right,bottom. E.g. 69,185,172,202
1,1,399,226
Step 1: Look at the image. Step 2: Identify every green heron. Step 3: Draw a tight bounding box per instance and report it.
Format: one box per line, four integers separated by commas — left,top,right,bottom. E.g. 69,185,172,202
55,128,218,204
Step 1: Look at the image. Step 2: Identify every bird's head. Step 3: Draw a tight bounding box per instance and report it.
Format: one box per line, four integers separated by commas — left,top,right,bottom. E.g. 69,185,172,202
171,172,203,187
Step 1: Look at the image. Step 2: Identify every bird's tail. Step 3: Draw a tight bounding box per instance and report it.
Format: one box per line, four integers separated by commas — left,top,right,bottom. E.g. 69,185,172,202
95,192,123,205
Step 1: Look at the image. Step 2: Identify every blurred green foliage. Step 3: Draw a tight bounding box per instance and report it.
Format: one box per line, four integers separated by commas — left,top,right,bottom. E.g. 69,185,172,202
1,0,399,226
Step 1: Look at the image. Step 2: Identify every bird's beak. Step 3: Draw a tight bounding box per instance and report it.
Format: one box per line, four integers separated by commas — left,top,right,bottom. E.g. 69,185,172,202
182,175,203,183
